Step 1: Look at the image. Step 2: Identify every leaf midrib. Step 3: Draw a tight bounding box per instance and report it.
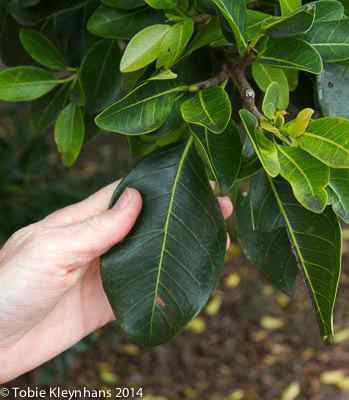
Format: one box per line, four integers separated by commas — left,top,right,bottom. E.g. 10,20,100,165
149,137,194,339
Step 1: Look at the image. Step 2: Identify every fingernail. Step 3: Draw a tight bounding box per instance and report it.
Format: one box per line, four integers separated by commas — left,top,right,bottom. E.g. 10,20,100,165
113,188,135,211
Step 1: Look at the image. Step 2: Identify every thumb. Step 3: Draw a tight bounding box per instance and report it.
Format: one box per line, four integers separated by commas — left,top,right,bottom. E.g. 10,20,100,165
62,188,142,260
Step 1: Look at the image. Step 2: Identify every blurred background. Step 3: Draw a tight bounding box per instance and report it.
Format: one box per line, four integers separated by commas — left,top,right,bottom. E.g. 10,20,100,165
1,103,349,400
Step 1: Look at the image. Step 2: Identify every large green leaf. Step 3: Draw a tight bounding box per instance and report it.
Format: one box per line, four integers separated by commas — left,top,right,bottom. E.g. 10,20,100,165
157,19,193,69
314,0,344,22
317,64,349,118
236,173,298,295
87,5,164,40
181,87,232,134
304,19,349,62
102,138,226,346
277,145,329,213
19,28,66,70
328,169,349,223
210,0,247,50
80,39,121,114
95,80,185,135
54,103,85,166
239,109,280,177
190,121,242,193
268,177,341,342
297,117,349,168
260,38,323,74
0,66,59,101
120,24,170,72
252,63,289,110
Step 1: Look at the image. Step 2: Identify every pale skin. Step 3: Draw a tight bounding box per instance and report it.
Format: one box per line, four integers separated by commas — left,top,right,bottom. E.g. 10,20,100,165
0,182,233,384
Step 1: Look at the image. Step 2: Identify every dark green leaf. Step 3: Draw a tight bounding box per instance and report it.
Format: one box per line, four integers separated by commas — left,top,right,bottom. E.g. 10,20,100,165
95,80,184,135
314,0,344,22
80,39,122,114
260,38,323,74
239,109,280,177
145,0,177,8
102,138,226,346
54,103,85,166
236,173,298,295
31,84,69,131
0,66,59,101
297,117,349,168
87,5,164,40
277,145,329,213
328,169,349,223
181,87,232,134
186,17,223,56
268,177,342,342
210,0,247,50
102,0,144,8
19,28,66,70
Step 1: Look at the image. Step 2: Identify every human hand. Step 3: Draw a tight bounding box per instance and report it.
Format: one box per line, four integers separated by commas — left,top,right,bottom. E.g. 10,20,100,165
0,182,232,383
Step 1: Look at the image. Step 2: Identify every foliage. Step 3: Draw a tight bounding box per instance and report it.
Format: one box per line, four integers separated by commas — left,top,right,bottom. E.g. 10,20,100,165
1,0,349,346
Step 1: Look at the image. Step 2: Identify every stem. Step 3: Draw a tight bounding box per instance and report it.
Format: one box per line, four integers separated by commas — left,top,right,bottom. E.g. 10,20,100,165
188,64,230,92
57,74,76,84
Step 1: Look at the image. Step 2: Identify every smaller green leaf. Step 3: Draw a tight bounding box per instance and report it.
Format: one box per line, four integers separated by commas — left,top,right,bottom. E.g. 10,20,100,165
157,19,193,69
19,28,66,70
149,69,178,80
0,66,59,102
144,0,177,8
54,103,85,167
186,17,223,56
239,109,280,177
210,0,247,50
262,82,280,119
252,63,289,110
277,145,329,213
261,38,323,74
181,86,231,134
120,24,170,72
297,117,349,168
285,108,314,137
328,169,349,223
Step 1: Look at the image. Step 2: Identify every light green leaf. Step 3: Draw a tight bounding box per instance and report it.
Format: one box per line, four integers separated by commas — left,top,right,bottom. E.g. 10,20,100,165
145,0,177,8
277,145,329,213
239,109,280,177
54,103,85,167
102,138,226,346
0,66,59,102
260,38,323,74
328,169,349,223
190,121,242,192
279,0,301,16
87,6,164,40
157,19,193,69
80,39,122,114
149,69,178,80
297,118,349,168
268,177,342,342
120,24,170,72
262,82,280,119
304,19,349,63
252,63,289,110
285,108,314,137
181,87,231,134
210,0,247,50
95,80,184,135
285,69,299,91
19,28,66,70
